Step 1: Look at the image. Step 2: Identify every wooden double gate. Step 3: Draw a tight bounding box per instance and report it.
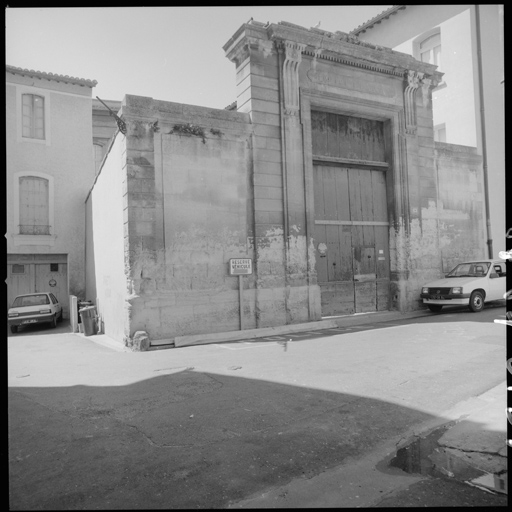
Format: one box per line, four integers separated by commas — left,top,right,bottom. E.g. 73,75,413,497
311,111,390,316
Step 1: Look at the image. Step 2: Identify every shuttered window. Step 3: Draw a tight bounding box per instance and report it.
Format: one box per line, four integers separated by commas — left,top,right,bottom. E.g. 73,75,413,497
19,176,50,235
22,94,45,139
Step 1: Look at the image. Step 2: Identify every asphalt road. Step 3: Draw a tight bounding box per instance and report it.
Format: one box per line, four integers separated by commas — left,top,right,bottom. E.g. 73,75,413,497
8,304,507,509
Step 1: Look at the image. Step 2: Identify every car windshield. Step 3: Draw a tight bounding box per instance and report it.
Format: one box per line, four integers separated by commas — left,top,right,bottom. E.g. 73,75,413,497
12,294,50,307
446,262,490,278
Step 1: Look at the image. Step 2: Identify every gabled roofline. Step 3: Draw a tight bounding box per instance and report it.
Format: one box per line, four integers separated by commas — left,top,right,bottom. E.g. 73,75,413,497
350,5,406,36
6,65,97,88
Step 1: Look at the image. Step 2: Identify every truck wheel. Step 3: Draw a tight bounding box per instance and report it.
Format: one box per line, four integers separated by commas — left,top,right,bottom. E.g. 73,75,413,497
469,291,484,312
10,325,18,334
428,305,443,312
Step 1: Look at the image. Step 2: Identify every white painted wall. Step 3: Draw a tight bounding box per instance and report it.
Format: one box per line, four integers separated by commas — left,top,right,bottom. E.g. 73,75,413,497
6,73,95,298
85,134,128,343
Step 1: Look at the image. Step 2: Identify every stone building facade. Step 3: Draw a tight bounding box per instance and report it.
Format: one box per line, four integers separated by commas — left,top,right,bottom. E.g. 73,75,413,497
85,20,485,349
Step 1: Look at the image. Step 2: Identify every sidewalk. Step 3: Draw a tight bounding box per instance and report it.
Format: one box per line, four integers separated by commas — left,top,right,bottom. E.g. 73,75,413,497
159,308,433,349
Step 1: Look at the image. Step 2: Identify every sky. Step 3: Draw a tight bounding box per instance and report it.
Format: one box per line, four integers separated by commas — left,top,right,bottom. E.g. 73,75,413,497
5,6,392,110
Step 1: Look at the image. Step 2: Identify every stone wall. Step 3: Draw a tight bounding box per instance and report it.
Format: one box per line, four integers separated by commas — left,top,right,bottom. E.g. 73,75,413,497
118,96,254,342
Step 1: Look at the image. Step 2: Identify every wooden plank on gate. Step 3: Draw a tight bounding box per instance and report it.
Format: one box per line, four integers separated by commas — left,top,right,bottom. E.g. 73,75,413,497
315,223,328,283
323,167,338,221
371,170,388,221
313,165,325,220
355,281,377,313
326,224,341,282
339,226,353,281
375,226,390,279
311,111,327,156
334,167,350,221
326,113,339,157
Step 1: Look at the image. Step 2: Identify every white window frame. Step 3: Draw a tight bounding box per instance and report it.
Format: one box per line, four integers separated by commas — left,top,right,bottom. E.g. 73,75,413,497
434,123,447,143
15,85,51,146
13,171,56,246
413,27,446,89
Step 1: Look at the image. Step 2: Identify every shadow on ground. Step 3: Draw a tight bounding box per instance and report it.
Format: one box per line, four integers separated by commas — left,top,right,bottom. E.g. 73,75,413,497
8,367,506,509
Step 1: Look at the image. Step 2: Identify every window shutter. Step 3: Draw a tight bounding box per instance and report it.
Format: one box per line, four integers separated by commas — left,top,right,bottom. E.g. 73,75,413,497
19,176,50,234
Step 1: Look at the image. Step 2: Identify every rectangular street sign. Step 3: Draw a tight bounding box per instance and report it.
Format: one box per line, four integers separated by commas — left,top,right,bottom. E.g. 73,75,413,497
229,258,253,275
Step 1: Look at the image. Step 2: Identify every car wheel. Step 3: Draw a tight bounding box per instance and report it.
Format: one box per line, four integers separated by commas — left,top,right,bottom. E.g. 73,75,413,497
57,311,63,323
10,325,18,334
469,291,485,312
428,305,443,312
52,315,58,328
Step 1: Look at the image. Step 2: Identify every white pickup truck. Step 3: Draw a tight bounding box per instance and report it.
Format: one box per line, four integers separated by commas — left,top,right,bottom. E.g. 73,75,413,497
420,259,506,312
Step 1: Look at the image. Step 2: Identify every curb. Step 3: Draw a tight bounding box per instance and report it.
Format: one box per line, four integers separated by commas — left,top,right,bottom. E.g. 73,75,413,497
168,309,431,348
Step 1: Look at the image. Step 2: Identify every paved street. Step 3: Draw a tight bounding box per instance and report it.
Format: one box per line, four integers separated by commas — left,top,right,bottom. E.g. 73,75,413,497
8,305,508,509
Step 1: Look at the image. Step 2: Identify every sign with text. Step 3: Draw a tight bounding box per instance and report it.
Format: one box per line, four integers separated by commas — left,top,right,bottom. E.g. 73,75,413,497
229,258,253,275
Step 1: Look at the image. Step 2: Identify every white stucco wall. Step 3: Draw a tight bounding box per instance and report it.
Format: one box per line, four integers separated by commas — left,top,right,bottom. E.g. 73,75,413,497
387,9,476,146
6,74,95,298
85,134,128,343
356,5,504,255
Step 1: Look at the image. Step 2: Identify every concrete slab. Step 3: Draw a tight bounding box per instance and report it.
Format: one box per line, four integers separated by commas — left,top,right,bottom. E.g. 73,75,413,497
173,309,431,348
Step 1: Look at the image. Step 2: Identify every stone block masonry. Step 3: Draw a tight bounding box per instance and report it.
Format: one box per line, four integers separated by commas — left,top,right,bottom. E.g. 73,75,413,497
85,20,485,348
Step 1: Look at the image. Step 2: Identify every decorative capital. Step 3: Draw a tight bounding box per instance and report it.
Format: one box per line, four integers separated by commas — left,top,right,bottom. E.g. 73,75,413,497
403,70,424,136
405,70,423,90
277,40,306,117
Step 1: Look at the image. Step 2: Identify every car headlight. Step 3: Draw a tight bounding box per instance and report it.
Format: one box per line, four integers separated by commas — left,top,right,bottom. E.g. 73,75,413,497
39,309,51,314
421,287,429,294
451,287,463,294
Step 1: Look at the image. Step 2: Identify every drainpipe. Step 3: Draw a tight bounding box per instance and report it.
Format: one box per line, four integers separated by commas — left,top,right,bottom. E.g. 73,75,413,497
475,5,493,258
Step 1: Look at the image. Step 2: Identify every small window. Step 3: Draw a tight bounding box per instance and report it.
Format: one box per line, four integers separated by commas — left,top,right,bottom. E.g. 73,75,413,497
50,263,59,272
22,94,45,140
50,293,58,304
12,264,25,274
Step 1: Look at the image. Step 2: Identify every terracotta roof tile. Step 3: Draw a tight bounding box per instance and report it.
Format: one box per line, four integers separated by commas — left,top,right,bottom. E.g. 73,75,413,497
350,5,405,36
6,65,97,88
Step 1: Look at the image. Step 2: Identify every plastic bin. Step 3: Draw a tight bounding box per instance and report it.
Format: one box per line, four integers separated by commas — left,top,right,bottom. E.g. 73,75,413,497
79,306,97,336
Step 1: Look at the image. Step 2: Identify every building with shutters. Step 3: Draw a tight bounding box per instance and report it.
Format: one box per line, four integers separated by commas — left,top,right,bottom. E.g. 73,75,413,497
5,65,98,317
85,19,488,349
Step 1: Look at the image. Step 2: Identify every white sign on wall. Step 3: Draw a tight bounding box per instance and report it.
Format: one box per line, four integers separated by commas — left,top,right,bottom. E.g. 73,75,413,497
229,258,253,275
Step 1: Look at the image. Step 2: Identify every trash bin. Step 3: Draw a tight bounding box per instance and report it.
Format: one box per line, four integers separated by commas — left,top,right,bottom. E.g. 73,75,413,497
79,306,97,336
77,300,93,324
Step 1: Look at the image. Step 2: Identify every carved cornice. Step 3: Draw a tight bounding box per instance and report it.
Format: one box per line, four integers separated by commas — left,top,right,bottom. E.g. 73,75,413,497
302,49,405,77
225,36,275,67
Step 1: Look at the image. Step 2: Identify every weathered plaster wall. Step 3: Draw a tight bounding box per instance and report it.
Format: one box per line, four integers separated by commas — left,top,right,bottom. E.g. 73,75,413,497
225,20,445,316
119,96,254,342
85,133,128,343
435,143,485,270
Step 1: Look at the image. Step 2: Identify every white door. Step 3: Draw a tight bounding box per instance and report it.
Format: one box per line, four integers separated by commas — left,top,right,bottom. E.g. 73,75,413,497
6,264,34,308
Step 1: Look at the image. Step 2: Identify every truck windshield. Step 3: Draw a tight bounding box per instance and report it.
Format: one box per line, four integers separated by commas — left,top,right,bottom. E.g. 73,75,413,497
446,262,490,277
